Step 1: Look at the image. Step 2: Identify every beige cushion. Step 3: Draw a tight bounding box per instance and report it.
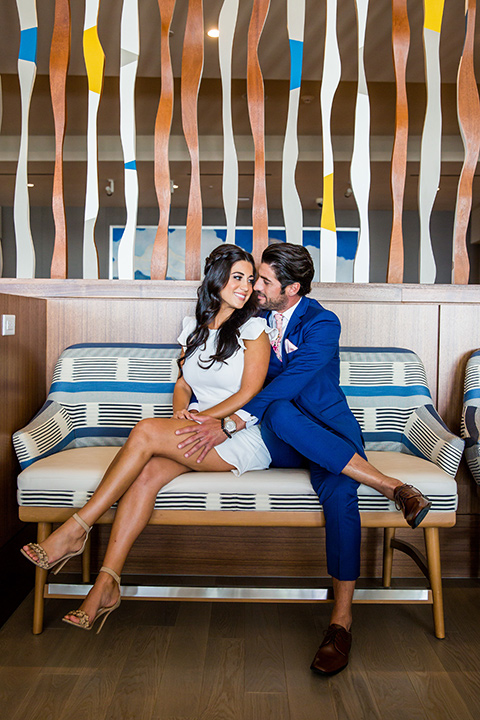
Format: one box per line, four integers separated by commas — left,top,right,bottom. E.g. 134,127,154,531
18,447,456,507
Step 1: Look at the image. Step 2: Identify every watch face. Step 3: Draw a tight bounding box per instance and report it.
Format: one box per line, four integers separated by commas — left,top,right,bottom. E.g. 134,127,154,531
225,418,236,432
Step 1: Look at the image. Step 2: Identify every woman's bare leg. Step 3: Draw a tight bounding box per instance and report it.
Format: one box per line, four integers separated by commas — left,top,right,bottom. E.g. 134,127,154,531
64,456,191,624
22,417,233,565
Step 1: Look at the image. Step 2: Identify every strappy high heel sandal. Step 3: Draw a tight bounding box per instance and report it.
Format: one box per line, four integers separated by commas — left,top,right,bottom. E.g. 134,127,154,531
20,512,91,574
62,567,122,634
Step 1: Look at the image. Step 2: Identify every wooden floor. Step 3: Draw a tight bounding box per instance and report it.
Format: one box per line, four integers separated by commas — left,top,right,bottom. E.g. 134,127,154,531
1,582,480,720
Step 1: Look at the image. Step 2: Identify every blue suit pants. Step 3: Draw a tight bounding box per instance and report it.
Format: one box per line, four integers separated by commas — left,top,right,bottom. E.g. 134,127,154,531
261,399,364,581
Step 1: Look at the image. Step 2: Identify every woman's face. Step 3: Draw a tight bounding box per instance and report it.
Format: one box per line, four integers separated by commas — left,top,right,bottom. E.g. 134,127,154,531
219,260,255,311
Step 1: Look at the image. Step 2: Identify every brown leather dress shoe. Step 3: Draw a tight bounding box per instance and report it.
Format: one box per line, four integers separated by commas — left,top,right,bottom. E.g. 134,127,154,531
310,624,352,676
394,484,432,528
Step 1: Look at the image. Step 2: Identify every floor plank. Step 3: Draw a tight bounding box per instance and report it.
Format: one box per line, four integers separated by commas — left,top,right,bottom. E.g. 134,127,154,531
11,671,80,720
406,671,476,720
197,638,245,720
0,666,43,719
244,692,290,720
279,604,337,720
104,626,171,720
209,601,245,639
151,602,211,720
244,603,287,693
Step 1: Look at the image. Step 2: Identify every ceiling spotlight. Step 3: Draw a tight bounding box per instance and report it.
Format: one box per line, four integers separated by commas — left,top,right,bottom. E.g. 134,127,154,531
170,180,178,193
27,182,34,188
207,28,219,38
105,178,114,196
344,186,353,198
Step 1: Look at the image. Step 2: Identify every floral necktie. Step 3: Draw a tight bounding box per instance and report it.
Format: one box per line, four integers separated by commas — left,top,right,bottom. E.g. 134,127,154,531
271,312,284,361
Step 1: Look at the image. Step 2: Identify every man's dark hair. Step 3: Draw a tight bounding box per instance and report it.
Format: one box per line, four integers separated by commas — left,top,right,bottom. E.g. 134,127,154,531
261,242,315,296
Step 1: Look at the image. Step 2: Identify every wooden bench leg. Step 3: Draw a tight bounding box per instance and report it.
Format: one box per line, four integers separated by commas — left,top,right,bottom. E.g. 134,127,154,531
32,522,52,635
82,533,91,583
382,527,395,587
424,526,445,639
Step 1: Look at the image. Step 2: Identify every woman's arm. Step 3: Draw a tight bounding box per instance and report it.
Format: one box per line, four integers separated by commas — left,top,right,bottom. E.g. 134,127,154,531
172,372,195,420
198,331,271,418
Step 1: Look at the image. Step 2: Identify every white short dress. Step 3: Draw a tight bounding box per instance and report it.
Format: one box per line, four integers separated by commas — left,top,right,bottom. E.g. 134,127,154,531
178,316,275,476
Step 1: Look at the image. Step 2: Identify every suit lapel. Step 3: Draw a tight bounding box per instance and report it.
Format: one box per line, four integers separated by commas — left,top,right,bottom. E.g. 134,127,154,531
282,296,308,357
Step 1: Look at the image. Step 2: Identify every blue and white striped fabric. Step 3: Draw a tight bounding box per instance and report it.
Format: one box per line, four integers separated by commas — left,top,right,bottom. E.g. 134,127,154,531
14,344,463,481
461,349,480,484
340,348,464,478
13,343,180,469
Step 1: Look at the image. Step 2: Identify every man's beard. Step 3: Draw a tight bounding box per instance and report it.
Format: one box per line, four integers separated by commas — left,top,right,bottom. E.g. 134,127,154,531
255,291,289,312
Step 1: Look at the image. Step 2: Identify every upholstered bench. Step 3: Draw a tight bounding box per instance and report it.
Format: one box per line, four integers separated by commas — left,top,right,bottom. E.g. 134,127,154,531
14,344,463,637
462,349,480,484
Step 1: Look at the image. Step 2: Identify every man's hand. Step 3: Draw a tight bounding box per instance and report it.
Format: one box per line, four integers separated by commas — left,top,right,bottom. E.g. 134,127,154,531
175,414,226,463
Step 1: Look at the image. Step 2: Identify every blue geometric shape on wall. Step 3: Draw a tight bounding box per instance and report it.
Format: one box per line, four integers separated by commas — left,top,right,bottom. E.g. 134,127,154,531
19,27,38,64
289,39,303,90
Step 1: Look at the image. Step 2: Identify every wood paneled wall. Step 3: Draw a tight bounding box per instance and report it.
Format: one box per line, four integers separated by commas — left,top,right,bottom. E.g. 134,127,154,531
1,280,479,578
0,293,47,547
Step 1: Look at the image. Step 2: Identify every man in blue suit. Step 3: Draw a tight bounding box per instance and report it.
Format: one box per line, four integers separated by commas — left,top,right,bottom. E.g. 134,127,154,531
177,243,431,676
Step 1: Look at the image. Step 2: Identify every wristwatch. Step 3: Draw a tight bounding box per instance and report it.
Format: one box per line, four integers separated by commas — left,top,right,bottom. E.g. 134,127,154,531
221,416,237,438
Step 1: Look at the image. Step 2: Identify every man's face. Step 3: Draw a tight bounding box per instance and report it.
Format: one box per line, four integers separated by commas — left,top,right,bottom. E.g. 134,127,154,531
254,262,290,311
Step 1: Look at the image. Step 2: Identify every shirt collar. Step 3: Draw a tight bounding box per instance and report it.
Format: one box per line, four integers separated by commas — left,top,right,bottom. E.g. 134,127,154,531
270,298,301,327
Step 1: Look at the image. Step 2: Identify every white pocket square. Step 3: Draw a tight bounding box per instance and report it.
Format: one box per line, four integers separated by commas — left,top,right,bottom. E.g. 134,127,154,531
285,339,298,353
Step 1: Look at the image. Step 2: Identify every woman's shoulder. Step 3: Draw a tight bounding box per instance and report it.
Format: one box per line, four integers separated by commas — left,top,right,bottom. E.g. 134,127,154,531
177,316,196,346
239,316,276,343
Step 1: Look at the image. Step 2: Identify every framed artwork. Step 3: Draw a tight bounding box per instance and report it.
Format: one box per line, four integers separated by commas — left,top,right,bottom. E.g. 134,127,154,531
109,226,359,281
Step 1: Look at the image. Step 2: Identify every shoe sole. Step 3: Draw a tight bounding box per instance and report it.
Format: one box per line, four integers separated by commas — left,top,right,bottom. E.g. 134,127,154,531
310,661,348,677
410,502,432,529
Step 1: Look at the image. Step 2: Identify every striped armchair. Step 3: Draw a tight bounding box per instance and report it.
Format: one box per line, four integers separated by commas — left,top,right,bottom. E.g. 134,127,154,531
461,349,480,484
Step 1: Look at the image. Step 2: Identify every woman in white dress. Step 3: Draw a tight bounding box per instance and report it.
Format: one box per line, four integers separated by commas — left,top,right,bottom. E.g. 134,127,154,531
21,244,274,632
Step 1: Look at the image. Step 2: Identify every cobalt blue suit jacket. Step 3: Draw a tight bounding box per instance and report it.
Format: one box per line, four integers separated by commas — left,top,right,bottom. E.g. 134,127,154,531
243,295,364,455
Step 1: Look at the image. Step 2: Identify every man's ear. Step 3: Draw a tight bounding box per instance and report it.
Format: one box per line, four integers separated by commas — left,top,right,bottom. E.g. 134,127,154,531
286,282,301,297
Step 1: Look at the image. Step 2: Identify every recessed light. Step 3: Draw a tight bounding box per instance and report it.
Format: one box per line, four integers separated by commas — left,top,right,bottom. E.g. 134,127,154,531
207,28,219,38
238,197,250,202
27,182,34,187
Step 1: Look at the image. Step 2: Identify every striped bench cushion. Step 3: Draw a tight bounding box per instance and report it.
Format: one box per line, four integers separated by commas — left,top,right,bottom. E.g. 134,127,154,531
17,447,458,514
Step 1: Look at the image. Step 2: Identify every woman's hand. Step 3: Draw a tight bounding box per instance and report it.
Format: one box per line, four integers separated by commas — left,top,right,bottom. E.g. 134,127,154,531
172,409,199,421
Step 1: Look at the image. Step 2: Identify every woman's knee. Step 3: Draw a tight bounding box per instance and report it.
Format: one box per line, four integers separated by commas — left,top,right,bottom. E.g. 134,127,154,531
128,417,168,450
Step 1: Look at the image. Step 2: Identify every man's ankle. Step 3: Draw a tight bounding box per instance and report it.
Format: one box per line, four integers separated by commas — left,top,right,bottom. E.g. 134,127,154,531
329,616,352,632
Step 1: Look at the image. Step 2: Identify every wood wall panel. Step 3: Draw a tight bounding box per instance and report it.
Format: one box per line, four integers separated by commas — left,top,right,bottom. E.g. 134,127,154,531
0,294,47,546
45,296,196,381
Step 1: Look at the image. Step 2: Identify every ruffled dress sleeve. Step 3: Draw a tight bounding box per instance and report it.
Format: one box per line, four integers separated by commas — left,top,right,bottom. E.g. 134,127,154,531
238,316,276,349
177,316,196,347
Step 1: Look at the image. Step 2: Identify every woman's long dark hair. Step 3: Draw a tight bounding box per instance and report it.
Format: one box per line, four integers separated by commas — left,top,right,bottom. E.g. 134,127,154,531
179,244,258,370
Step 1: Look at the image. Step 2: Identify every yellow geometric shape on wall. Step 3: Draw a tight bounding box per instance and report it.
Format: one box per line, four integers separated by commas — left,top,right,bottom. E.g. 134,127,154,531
83,25,105,94
424,0,445,34
321,173,336,232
